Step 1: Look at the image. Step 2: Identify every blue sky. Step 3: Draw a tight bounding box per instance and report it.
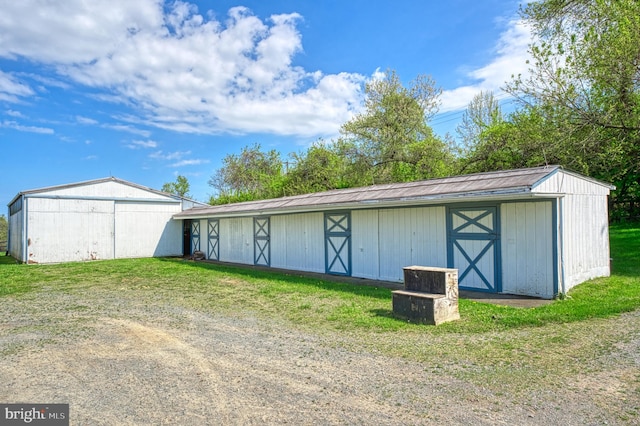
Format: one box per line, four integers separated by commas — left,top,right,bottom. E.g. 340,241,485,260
1,0,531,206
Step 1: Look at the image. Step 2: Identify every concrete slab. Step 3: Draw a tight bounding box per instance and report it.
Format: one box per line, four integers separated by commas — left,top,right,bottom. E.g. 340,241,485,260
459,290,554,308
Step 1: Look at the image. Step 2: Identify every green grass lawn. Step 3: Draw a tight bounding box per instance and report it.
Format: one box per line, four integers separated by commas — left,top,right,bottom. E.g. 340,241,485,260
1,222,638,334
0,252,15,265
1,223,638,400
0,224,640,333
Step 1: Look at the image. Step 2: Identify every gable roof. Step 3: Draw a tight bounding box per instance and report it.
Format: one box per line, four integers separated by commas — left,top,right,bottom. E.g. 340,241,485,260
175,165,612,219
8,177,203,207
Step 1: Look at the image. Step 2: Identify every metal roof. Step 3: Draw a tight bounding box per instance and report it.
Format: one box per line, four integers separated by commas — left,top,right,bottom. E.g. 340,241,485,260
175,165,587,219
8,176,204,207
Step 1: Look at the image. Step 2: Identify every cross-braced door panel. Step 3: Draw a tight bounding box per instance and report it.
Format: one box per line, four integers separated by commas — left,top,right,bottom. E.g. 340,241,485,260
447,207,500,292
325,212,351,276
191,220,200,254
254,217,270,266
207,219,219,260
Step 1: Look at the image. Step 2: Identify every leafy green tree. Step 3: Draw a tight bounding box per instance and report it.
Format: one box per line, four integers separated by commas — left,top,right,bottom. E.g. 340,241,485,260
0,214,7,248
506,0,640,219
456,91,503,162
283,141,349,195
208,143,284,204
340,69,454,183
162,175,191,198
460,106,570,173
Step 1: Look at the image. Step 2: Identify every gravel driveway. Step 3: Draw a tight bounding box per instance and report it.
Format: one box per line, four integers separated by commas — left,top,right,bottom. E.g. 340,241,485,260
0,285,638,425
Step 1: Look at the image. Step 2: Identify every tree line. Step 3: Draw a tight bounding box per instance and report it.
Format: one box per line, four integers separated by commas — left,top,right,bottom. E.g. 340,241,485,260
165,0,639,221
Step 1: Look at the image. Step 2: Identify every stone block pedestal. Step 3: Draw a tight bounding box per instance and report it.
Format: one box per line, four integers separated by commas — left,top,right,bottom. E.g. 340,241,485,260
392,266,460,325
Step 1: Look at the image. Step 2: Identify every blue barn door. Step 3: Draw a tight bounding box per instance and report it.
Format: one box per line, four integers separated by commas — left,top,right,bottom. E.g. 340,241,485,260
447,206,500,293
191,220,201,254
254,217,270,266
207,219,219,260
324,212,351,276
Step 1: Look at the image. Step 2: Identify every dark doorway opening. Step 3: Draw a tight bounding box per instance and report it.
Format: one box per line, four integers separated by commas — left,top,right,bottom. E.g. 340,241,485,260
183,220,191,256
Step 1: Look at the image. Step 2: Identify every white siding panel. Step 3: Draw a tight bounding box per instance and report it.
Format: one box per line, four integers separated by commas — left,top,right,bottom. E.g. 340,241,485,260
377,207,447,282
352,210,379,279
532,169,611,292
501,202,554,298
8,209,24,262
411,206,447,269
43,181,173,200
271,213,324,273
534,170,610,196
26,198,115,263
561,193,610,291
378,209,412,281
114,202,182,258
219,217,253,265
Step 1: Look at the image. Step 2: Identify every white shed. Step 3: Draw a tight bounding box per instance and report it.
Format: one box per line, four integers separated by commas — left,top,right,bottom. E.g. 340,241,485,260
174,166,614,299
7,177,201,264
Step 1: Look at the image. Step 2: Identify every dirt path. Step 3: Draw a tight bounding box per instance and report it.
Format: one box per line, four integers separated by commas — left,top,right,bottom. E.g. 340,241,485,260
0,290,638,425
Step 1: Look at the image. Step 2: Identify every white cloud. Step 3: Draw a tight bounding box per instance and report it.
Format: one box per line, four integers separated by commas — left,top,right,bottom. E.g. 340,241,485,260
20,73,72,90
76,116,98,125
1,120,54,134
147,149,207,167
6,109,24,118
125,139,158,149
0,71,33,102
169,159,210,168
0,1,162,63
103,124,151,137
440,19,532,112
149,150,191,160
0,1,365,138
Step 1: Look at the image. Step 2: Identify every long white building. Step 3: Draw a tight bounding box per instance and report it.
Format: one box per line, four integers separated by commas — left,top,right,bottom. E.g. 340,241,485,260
174,166,614,299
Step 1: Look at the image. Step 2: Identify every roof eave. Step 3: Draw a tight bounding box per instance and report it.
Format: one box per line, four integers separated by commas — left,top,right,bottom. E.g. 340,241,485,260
173,187,549,219
6,176,206,207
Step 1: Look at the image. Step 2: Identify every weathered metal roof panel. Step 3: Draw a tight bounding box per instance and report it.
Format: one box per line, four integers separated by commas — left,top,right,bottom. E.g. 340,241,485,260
175,166,567,218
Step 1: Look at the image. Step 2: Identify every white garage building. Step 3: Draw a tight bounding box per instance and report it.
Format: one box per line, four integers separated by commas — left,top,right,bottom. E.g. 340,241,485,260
174,166,614,299
7,177,201,264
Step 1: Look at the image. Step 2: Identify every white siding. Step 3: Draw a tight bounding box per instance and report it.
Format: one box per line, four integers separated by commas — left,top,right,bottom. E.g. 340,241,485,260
379,209,413,281
501,202,555,298
352,210,380,279
114,202,182,258
534,170,611,196
219,217,253,265
8,206,24,262
271,213,324,273
534,170,611,291
534,170,611,292
358,206,446,282
561,192,611,291
42,181,172,200
26,198,115,263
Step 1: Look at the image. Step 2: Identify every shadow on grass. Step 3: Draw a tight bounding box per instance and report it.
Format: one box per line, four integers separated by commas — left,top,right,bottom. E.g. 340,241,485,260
369,308,396,319
0,253,18,265
157,257,396,301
